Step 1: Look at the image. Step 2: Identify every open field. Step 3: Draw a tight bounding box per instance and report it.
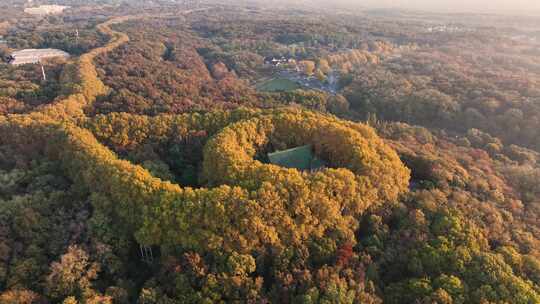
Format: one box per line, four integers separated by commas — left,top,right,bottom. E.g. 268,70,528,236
257,77,302,92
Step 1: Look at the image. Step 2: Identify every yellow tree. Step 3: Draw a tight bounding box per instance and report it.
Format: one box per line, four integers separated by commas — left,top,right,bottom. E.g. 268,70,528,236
318,59,331,74
316,69,327,82
299,60,316,76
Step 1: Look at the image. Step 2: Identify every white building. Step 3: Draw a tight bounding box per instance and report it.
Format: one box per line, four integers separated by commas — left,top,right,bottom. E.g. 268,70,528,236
9,48,70,65
24,5,69,16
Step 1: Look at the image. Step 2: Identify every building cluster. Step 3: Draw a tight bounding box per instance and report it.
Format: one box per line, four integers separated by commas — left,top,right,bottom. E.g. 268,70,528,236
264,56,297,67
426,25,470,33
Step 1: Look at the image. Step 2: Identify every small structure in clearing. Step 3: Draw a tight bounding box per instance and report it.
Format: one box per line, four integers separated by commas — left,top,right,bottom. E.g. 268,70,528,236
9,48,70,65
268,145,326,171
24,5,69,16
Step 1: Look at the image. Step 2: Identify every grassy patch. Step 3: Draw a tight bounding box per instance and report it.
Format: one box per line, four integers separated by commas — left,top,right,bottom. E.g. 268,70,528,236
257,78,302,92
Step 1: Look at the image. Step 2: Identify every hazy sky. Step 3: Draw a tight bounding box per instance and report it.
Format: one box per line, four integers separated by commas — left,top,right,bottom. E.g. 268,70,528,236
351,0,540,13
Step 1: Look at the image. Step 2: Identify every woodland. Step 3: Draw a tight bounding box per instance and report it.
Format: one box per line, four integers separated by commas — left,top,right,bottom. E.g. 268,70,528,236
0,1,540,303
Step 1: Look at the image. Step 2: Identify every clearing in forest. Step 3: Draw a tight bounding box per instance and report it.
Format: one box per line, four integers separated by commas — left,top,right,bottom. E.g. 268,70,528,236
257,77,302,92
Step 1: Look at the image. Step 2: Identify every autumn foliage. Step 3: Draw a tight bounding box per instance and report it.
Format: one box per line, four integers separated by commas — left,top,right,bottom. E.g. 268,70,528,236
0,108,410,255
2,5,540,303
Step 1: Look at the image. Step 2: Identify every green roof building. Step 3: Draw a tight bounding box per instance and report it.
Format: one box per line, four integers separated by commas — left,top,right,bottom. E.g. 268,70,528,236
268,145,326,171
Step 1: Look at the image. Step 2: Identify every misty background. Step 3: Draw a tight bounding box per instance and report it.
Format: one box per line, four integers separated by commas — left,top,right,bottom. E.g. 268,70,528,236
360,0,540,13
289,0,540,14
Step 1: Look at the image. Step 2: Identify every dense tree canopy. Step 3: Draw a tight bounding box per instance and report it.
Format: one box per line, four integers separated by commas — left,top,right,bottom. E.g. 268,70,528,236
1,2,540,303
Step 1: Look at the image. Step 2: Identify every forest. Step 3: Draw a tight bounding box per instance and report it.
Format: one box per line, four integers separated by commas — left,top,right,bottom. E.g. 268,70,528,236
0,0,540,303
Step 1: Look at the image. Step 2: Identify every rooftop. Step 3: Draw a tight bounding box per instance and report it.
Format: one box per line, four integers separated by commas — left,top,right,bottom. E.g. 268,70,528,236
9,48,70,65
268,145,326,171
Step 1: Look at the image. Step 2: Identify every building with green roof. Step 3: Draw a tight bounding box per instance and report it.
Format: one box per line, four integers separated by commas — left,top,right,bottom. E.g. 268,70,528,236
267,145,326,171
